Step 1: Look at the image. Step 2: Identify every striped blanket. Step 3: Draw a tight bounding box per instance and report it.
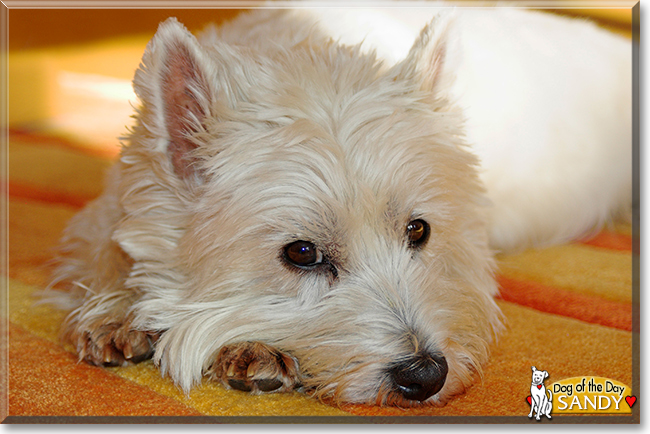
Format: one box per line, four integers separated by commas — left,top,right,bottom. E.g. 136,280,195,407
5,128,636,421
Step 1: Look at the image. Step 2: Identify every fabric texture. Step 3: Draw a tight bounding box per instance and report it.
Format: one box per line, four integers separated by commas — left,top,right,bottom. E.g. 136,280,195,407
5,130,635,420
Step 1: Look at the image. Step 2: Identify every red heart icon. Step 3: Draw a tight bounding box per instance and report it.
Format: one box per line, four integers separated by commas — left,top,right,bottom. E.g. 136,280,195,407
625,396,636,408
526,396,532,405
537,385,542,389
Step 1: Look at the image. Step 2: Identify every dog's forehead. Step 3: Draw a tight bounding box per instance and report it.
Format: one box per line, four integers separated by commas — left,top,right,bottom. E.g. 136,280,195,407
197,44,475,250
208,111,446,228
213,51,454,197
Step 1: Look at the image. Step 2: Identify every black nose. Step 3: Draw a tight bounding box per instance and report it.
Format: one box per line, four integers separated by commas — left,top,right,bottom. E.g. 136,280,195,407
388,353,448,402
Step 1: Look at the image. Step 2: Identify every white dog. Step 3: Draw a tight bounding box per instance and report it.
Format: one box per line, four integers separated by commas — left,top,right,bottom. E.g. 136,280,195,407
49,7,631,407
528,366,553,420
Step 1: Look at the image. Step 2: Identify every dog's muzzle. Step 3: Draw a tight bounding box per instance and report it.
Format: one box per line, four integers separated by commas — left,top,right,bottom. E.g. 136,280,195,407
388,352,448,402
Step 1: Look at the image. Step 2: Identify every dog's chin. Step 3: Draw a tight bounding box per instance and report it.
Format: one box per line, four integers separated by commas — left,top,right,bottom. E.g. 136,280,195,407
374,388,449,408
309,381,457,408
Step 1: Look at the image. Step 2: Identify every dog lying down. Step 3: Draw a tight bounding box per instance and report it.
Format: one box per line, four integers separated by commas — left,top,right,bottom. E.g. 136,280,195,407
49,8,631,407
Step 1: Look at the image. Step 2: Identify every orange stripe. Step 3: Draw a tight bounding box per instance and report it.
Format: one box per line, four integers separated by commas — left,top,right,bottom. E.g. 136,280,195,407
6,181,93,209
9,128,120,159
579,231,633,252
496,275,631,331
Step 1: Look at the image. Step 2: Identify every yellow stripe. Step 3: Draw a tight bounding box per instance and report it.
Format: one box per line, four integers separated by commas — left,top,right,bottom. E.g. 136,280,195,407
497,244,632,304
111,362,352,417
9,279,67,343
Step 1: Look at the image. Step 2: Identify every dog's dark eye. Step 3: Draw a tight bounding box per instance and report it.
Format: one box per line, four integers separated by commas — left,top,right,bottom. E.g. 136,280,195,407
284,241,324,268
406,219,430,248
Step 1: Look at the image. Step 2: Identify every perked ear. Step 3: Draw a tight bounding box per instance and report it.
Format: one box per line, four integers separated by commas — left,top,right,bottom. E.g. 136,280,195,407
395,10,458,98
133,18,216,181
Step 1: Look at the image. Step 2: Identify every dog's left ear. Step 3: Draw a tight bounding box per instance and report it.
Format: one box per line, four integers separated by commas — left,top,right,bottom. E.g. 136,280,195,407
394,10,458,98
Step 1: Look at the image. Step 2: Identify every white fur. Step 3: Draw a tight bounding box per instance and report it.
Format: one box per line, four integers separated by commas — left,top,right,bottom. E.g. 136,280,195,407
49,7,631,407
250,7,632,252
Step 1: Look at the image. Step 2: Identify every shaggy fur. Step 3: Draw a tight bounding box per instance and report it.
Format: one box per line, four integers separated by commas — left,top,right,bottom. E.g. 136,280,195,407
48,7,631,407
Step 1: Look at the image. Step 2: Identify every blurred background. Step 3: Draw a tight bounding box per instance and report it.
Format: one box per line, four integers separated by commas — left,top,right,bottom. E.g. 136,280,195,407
7,4,633,157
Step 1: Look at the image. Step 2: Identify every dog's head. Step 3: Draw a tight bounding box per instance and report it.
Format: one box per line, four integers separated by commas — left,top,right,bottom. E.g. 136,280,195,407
117,13,502,407
531,366,549,386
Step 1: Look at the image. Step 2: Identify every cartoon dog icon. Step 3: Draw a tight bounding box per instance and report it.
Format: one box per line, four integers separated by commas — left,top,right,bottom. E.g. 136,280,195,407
528,366,553,420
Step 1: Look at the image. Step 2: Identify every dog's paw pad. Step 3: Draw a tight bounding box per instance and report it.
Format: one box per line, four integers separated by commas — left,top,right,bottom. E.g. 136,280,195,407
78,323,157,367
206,342,300,394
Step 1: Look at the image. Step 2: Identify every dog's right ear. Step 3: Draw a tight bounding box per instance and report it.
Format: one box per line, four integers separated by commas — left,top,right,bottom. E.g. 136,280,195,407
393,10,458,101
133,18,242,182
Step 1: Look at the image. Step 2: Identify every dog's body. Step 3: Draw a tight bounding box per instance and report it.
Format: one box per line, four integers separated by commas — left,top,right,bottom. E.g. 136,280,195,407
528,367,553,420
49,7,631,407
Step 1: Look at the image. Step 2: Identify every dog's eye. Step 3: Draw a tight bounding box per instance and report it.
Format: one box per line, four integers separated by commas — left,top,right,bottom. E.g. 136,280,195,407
406,219,430,248
284,241,324,268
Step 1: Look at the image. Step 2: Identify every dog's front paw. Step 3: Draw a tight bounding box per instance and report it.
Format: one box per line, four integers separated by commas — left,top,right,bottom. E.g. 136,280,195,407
77,322,158,367
206,342,300,393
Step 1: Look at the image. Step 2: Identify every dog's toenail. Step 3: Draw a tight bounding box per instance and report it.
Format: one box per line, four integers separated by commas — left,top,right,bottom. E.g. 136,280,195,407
123,344,133,360
257,379,283,392
228,379,252,392
226,364,235,377
103,350,116,364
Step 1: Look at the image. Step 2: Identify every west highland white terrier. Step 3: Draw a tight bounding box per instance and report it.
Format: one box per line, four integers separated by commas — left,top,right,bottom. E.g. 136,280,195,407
49,7,631,407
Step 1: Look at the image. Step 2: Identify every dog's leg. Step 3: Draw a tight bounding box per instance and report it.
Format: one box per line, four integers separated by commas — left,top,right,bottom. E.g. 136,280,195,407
531,396,542,420
544,392,553,419
528,389,537,418
51,171,159,366
57,245,159,367
528,400,535,418
64,307,159,367
205,342,301,393
535,396,544,420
